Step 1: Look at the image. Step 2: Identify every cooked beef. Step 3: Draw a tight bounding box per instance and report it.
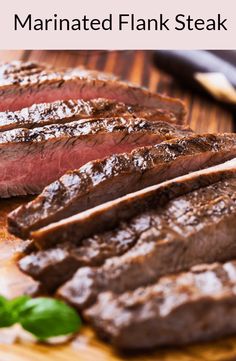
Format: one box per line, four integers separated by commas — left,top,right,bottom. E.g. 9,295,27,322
0,61,186,120
19,224,139,292
20,159,236,292
0,98,179,132
9,133,236,239
30,158,236,249
57,176,236,310
0,61,45,78
85,261,236,349
0,118,189,198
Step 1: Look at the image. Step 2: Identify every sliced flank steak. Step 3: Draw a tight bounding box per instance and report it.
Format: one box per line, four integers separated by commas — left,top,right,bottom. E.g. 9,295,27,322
0,118,190,198
0,61,186,120
19,159,236,294
18,223,139,292
0,98,180,132
29,158,236,249
85,261,236,349
58,174,236,310
8,133,236,239
0,61,45,78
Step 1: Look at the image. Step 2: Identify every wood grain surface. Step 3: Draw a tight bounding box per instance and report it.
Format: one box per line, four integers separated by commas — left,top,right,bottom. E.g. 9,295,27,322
0,50,236,361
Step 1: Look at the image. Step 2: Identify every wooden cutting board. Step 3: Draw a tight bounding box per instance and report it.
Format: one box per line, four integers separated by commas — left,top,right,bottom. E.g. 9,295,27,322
0,50,236,361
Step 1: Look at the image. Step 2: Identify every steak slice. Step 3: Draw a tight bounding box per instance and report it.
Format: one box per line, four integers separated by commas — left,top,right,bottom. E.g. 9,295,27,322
19,223,140,292
0,98,179,132
0,61,186,120
9,133,236,239
21,159,236,293
30,158,236,249
57,176,236,310
0,118,188,198
0,61,45,78
85,261,236,349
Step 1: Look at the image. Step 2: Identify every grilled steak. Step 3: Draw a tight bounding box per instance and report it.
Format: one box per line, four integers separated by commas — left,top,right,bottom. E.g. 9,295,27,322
19,223,139,292
0,61,45,78
9,133,236,239
30,158,236,249
0,118,189,198
85,261,236,349
0,61,186,119
19,159,236,292
0,98,179,132
58,175,236,310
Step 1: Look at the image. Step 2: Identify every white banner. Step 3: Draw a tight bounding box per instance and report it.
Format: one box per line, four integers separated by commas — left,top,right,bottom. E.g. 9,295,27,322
0,0,235,49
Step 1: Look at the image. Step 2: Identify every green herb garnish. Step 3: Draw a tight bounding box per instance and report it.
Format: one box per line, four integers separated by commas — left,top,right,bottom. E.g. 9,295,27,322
0,295,81,340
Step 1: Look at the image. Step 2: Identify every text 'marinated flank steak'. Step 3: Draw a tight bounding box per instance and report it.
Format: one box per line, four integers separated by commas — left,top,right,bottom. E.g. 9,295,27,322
9,133,236,239
57,174,236,310
29,158,236,250
0,98,180,132
85,261,236,349
0,61,186,119
0,118,190,198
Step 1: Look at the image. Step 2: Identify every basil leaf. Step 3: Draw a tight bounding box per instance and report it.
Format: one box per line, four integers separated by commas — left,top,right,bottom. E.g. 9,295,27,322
0,309,15,327
7,295,30,311
0,296,15,327
0,295,7,306
18,297,81,340
0,295,30,327
7,295,30,322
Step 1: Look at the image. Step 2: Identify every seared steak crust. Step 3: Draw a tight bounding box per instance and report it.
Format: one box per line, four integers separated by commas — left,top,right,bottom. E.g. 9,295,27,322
0,98,179,132
58,177,236,310
19,159,236,294
85,261,236,349
0,61,45,79
19,223,139,292
0,61,186,120
9,133,236,239
1,117,189,145
1,118,189,198
30,159,236,249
